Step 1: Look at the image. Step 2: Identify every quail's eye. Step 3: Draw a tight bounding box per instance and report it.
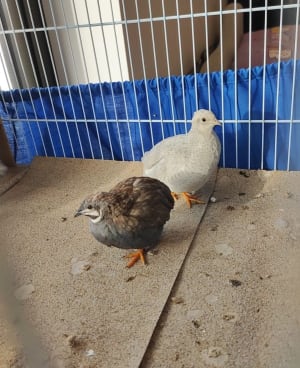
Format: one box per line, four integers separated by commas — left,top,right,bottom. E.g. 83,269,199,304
87,205,93,210
202,118,206,122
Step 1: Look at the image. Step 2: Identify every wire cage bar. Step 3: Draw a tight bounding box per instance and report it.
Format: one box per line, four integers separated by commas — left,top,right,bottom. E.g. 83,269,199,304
0,0,299,170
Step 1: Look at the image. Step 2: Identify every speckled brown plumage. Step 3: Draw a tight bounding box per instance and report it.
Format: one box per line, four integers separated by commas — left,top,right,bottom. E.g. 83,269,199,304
75,176,174,267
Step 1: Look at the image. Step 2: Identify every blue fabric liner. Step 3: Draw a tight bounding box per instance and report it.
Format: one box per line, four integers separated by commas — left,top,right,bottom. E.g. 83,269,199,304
1,60,299,170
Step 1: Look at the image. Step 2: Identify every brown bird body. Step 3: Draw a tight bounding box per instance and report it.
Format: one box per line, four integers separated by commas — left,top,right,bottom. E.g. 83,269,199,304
75,176,174,267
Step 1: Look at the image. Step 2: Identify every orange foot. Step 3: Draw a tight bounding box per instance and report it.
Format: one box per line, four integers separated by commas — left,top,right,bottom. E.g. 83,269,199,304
182,192,205,208
125,249,146,268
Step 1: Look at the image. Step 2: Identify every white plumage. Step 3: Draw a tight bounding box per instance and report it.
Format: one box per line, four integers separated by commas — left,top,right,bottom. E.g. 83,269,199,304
142,109,221,206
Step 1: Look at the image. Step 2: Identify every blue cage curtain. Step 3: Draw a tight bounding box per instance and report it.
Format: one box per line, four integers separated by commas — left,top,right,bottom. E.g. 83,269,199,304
1,60,299,170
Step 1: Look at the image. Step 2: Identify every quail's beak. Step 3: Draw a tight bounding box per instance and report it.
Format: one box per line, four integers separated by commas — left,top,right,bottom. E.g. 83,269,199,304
74,210,82,218
215,119,222,126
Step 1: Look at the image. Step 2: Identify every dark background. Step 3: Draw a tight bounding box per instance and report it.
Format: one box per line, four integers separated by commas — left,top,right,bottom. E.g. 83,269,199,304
229,0,299,32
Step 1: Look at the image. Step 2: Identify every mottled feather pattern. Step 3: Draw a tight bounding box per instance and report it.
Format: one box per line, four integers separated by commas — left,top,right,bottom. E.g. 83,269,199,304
107,177,174,230
77,177,174,251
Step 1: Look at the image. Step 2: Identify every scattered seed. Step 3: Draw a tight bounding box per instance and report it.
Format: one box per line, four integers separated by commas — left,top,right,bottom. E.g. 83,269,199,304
226,205,235,211
239,170,250,178
60,217,67,222
229,279,242,287
125,275,136,282
259,274,272,280
223,314,236,321
192,320,201,328
208,347,222,358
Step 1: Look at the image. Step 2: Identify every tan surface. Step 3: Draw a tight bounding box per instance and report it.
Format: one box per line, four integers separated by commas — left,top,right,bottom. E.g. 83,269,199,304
0,166,29,196
0,157,215,368
1,159,300,368
142,169,300,368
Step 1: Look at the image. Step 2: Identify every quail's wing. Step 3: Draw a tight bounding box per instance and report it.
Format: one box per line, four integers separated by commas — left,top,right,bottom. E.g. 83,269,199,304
142,134,187,174
110,177,174,232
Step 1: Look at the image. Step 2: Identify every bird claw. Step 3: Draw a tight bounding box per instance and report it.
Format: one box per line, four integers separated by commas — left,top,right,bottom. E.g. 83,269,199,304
171,192,205,207
182,192,205,208
124,249,146,268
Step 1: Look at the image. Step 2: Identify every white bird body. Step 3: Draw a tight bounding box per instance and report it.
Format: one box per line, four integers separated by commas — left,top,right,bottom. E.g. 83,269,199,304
142,109,221,195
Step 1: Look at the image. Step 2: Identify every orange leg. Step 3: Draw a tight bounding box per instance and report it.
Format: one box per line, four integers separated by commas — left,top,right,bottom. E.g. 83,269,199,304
182,192,205,208
124,249,146,268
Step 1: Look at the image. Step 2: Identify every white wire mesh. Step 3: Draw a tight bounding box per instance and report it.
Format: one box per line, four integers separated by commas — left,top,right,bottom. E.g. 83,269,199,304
0,0,299,169
1,3,299,366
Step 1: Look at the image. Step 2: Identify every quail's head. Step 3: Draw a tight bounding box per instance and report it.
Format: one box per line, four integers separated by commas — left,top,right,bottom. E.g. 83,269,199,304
191,109,221,133
75,195,104,224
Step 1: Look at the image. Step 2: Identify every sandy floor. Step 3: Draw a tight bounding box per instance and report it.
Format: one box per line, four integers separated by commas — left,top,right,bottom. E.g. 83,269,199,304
0,158,300,368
